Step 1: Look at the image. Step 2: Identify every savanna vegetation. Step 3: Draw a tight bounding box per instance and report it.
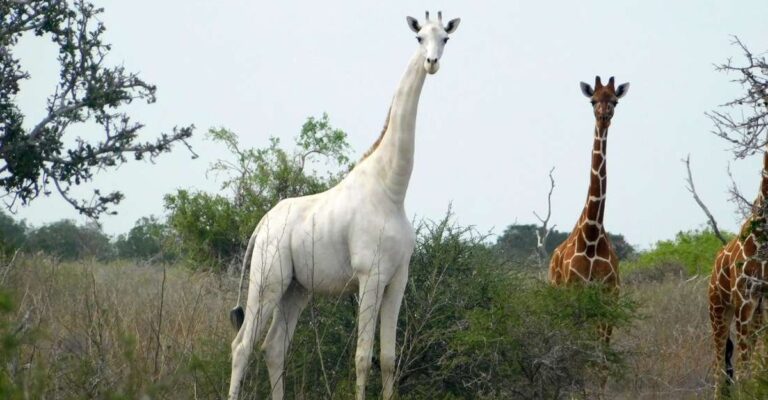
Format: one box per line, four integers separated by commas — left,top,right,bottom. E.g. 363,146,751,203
3,1,768,399
3,115,766,398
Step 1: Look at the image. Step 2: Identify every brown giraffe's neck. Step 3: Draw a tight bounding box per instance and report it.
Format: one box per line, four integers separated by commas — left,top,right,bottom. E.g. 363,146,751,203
580,124,609,239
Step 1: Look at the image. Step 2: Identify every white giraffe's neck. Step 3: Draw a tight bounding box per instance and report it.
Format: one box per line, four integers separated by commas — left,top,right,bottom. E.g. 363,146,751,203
367,50,427,202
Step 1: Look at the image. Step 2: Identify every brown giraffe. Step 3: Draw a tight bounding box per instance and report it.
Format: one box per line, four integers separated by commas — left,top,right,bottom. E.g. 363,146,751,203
709,150,768,395
549,76,629,291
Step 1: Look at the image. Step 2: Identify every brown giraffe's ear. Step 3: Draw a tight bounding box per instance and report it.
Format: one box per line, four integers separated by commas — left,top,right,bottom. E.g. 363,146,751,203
406,16,421,33
594,76,603,89
616,82,630,98
580,82,594,98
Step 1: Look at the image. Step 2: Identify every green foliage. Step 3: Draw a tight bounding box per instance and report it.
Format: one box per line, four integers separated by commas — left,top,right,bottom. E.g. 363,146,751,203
0,211,26,257
26,220,113,261
166,115,352,270
164,190,243,269
449,277,636,399
114,216,177,263
624,229,731,276
0,0,194,218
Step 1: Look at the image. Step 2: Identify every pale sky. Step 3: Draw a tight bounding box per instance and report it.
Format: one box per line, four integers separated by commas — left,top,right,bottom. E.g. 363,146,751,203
10,0,768,248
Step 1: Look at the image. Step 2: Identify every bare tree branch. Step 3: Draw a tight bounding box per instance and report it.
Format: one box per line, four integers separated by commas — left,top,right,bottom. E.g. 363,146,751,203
682,155,727,244
726,163,752,220
533,167,557,267
706,36,768,159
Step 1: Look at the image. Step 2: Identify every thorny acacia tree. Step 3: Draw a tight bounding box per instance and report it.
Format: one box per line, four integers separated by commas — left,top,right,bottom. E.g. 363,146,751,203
0,0,194,218
686,38,768,231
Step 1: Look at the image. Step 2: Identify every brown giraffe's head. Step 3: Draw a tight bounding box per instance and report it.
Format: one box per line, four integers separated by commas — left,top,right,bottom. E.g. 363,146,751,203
580,76,629,129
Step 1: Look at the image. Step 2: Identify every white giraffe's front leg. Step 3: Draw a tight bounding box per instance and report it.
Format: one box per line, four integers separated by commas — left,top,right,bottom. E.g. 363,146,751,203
355,273,386,400
379,262,409,400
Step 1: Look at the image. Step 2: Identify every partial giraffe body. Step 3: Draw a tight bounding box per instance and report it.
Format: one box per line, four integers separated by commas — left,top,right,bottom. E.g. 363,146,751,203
547,75,629,398
549,76,628,289
709,151,768,396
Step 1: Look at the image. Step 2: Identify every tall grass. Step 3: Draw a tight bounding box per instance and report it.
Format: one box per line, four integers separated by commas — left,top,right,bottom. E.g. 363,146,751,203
0,251,743,399
1,254,238,399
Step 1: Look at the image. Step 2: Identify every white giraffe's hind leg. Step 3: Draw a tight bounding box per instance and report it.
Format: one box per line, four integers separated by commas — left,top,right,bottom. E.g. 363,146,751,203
228,239,293,400
379,263,409,400
261,282,310,400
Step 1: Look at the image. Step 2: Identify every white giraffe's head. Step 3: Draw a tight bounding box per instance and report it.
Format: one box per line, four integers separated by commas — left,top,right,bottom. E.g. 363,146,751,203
406,11,461,75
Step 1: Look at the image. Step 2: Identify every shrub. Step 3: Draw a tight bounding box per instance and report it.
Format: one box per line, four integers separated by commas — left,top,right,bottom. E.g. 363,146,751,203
623,229,730,276
447,275,637,399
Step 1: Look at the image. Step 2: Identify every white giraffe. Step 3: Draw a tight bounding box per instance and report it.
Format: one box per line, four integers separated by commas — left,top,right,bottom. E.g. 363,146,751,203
227,11,460,400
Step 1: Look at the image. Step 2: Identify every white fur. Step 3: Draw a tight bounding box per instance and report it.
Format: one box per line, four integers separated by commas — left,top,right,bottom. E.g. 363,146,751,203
227,13,458,400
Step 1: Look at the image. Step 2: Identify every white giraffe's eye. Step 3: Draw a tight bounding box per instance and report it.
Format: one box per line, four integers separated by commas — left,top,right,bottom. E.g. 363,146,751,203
443,38,449,44
416,36,422,43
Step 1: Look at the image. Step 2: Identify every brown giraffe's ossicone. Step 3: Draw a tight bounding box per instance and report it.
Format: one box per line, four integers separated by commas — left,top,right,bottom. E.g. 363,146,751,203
548,75,629,395
709,150,768,396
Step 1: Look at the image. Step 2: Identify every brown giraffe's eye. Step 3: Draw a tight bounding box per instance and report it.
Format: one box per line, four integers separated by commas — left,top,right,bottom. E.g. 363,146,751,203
590,100,596,106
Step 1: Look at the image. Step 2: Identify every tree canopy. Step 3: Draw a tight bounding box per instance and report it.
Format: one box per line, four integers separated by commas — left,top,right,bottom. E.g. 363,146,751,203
0,0,194,218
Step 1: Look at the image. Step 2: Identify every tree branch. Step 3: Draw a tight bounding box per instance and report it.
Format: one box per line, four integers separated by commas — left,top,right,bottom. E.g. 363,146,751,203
682,155,727,244
533,167,557,267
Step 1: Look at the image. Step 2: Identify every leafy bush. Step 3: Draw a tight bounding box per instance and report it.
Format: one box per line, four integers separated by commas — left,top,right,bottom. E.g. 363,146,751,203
623,229,730,276
447,275,636,399
165,114,352,270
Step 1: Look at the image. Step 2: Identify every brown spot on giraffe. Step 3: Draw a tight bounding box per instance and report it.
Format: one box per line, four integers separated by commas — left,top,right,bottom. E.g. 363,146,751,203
549,75,629,291
709,150,768,395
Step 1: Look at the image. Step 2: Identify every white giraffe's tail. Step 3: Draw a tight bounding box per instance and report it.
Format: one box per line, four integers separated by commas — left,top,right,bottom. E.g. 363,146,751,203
230,233,256,331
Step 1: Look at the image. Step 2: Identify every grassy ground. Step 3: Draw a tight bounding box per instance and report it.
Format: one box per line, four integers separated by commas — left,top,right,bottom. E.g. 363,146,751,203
611,273,712,399
0,255,747,399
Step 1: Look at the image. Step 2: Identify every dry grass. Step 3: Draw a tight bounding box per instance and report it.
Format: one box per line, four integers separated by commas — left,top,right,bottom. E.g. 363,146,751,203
2,254,239,399
1,255,751,399
610,274,713,399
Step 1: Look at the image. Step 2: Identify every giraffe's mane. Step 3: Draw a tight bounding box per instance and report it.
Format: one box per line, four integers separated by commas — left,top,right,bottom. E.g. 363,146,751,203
359,106,392,162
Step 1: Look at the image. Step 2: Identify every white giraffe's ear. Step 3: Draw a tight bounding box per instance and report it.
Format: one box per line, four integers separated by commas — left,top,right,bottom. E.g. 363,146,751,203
580,82,594,98
616,82,630,98
445,18,461,34
406,16,421,33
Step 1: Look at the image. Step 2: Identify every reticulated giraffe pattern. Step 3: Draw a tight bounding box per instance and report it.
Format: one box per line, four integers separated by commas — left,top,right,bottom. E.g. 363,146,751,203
549,76,629,291
709,151,768,393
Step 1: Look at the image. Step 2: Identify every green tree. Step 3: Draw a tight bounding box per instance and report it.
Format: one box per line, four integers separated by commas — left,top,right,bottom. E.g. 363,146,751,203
114,216,176,262
0,0,194,218
27,219,112,260
165,114,352,270
0,211,26,257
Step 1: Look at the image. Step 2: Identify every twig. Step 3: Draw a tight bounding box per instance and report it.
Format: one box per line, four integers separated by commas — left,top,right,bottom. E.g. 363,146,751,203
682,155,727,244
533,167,557,267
